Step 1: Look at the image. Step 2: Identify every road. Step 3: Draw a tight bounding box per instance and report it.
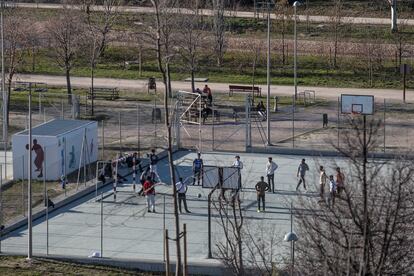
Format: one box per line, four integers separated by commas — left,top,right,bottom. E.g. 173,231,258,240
14,2,414,26
16,73,412,102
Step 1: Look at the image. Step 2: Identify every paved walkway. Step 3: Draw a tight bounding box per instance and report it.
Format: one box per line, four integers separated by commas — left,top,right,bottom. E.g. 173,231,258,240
14,3,414,26
16,73,413,102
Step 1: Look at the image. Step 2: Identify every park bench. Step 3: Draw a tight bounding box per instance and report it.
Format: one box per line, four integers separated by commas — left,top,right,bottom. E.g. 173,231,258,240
88,87,119,100
228,85,261,97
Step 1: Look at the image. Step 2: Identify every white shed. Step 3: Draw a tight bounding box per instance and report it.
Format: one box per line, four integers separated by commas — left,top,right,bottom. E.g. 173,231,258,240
12,119,98,181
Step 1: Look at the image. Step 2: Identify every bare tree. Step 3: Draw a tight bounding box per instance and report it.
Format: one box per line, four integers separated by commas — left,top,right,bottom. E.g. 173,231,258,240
148,1,182,275
214,193,245,275
211,0,227,66
329,0,342,68
47,6,87,104
274,0,291,66
295,117,414,275
84,0,121,115
175,5,210,93
392,20,410,68
213,190,285,275
4,9,30,126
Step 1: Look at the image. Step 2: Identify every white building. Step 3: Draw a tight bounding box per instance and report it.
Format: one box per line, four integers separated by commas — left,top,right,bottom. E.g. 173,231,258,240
12,119,98,180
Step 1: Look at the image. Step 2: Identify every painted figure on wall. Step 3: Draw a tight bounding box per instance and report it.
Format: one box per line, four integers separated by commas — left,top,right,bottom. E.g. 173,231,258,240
69,145,76,168
26,139,44,178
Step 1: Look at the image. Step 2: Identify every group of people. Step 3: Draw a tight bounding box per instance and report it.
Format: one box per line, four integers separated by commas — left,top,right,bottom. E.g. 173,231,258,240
101,149,346,214
195,84,213,105
319,165,345,206
254,158,346,212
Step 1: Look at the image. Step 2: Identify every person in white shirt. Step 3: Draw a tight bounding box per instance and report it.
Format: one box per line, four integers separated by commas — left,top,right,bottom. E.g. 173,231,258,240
176,177,191,213
232,155,243,169
232,155,243,188
329,175,337,206
319,165,328,200
266,157,278,193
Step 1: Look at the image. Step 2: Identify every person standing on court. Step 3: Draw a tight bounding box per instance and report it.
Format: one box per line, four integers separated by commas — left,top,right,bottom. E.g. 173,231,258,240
192,152,203,185
319,165,328,200
148,148,161,182
255,176,269,212
143,176,156,213
266,157,278,193
233,155,243,187
176,177,191,213
296,159,309,191
335,167,345,197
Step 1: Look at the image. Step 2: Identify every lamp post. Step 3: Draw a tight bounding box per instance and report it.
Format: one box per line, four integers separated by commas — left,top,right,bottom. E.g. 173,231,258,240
284,231,298,275
284,202,298,275
293,1,301,100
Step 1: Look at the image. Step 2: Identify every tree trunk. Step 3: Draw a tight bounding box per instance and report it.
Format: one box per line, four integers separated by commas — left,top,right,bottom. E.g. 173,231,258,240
65,67,73,105
191,69,195,93
166,63,172,98
163,62,182,276
6,80,11,128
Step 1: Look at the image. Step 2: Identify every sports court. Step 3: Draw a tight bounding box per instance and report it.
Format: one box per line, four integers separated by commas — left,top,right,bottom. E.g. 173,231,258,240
1,150,349,264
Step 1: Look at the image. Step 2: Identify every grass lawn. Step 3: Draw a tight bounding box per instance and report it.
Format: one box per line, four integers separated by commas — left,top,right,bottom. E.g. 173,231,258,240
0,256,155,275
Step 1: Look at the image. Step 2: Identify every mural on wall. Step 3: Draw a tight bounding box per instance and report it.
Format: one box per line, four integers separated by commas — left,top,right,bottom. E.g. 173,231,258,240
69,145,76,169
90,139,94,155
60,137,65,177
25,139,44,178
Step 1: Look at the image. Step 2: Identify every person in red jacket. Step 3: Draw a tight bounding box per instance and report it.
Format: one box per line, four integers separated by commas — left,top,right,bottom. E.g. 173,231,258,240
143,176,156,213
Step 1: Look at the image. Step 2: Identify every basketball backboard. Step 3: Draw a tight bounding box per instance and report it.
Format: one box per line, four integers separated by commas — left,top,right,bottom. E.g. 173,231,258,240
202,166,219,189
341,94,374,115
222,167,241,190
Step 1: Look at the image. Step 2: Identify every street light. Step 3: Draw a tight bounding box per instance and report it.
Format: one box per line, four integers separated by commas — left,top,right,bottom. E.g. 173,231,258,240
284,231,298,275
293,1,302,100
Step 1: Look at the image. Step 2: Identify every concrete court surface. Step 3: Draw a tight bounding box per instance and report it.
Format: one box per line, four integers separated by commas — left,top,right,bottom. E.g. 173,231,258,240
1,150,350,265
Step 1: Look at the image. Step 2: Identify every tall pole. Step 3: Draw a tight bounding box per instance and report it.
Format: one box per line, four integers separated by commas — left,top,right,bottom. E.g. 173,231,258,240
118,112,122,155
266,3,271,145
27,88,33,260
46,190,49,255
100,192,103,257
1,0,6,145
391,0,397,32
1,0,6,181
294,3,298,100
0,165,2,253
362,115,368,274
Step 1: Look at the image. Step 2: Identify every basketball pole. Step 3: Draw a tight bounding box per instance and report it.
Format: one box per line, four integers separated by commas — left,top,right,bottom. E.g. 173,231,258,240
207,184,218,259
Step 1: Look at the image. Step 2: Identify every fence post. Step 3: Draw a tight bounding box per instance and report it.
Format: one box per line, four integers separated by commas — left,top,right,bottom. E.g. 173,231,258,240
46,190,49,255
292,95,295,148
101,120,105,160
165,229,170,275
183,223,188,276
383,99,386,153
43,147,46,206
337,97,340,148
137,104,140,156
0,165,2,253
119,112,122,155
100,192,103,258
163,194,166,262
22,156,25,217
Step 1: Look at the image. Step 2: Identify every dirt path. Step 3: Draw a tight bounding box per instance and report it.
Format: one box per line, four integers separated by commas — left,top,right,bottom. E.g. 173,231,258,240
16,73,414,103
14,2,414,26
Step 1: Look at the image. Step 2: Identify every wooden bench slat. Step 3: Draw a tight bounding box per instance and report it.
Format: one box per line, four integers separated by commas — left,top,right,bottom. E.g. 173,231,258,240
228,85,261,97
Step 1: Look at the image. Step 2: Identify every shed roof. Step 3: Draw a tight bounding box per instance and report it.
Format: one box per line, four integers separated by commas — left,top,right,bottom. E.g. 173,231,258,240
16,119,95,137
